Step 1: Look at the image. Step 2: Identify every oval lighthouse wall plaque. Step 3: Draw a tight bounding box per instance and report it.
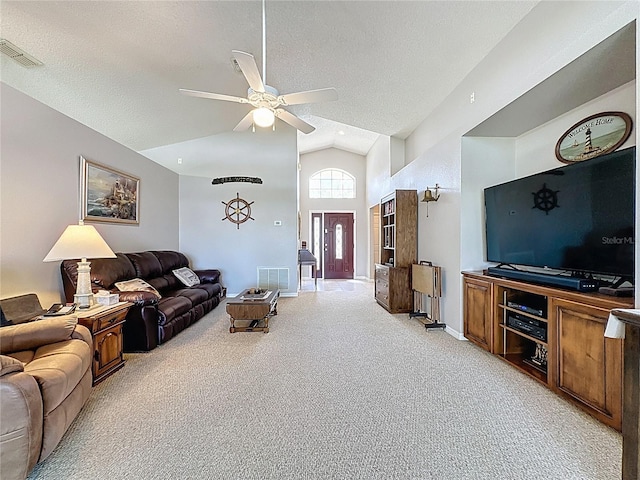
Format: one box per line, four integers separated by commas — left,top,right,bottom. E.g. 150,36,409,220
555,111,632,164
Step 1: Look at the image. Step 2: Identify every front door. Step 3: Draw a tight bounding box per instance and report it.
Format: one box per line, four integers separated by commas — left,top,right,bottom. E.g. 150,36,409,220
323,213,354,279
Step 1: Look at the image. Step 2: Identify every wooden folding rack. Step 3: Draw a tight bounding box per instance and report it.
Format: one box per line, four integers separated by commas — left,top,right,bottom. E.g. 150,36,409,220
409,261,446,331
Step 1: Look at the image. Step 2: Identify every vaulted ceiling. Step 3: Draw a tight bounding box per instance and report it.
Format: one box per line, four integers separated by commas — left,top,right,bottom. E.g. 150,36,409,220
1,1,538,164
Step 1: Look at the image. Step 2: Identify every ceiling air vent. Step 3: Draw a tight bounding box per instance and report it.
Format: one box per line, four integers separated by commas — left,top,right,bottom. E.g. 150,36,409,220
0,39,43,67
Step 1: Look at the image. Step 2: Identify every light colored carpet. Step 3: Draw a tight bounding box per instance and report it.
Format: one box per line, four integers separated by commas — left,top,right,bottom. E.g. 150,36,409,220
28,280,621,479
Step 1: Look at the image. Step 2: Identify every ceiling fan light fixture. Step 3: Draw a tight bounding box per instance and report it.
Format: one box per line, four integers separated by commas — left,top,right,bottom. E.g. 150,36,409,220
253,107,275,128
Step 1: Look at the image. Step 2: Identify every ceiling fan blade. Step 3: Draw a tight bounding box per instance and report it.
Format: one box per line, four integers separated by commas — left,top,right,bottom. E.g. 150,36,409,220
179,89,248,104
275,109,315,134
279,88,338,106
233,111,255,132
231,50,265,93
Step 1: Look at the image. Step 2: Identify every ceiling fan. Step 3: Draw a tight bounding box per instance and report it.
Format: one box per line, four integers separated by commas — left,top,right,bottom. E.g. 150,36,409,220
179,0,337,134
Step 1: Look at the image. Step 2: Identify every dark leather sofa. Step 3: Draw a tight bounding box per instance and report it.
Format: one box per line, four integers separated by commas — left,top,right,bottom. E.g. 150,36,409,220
61,251,224,351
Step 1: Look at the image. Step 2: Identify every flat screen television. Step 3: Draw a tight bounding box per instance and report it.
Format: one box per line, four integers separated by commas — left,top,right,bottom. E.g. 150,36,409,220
484,146,635,280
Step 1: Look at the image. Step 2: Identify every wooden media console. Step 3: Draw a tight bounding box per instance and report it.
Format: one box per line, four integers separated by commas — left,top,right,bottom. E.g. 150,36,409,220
463,271,634,431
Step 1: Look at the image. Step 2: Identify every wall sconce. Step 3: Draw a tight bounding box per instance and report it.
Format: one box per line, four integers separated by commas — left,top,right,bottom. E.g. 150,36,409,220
421,184,440,217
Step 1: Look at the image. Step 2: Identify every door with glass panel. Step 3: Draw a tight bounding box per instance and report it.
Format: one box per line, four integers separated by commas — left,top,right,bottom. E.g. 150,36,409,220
323,213,354,279
311,213,324,279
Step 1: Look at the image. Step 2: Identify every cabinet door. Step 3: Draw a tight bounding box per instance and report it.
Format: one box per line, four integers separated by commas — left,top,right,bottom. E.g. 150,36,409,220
94,324,124,381
552,298,623,430
463,277,493,352
388,267,412,313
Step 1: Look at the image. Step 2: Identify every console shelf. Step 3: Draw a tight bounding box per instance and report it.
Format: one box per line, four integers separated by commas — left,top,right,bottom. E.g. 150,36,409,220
498,353,547,384
463,270,634,431
499,323,548,347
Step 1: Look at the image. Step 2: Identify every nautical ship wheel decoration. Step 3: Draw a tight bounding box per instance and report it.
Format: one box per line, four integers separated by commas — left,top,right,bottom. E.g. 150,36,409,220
532,183,560,215
222,193,255,229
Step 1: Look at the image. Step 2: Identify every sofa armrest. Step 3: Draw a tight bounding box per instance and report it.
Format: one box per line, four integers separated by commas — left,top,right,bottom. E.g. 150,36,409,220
116,291,160,306
0,355,24,376
71,324,92,348
0,316,78,355
194,269,221,284
0,358,43,480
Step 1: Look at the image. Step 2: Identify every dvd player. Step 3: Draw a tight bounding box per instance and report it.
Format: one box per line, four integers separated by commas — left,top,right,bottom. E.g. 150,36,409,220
506,291,547,317
507,313,547,342
507,301,544,317
487,267,599,292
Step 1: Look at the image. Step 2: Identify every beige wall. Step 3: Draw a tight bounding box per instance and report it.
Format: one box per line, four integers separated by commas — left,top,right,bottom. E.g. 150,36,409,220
0,83,180,307
299,148,368,278
177,130,299,296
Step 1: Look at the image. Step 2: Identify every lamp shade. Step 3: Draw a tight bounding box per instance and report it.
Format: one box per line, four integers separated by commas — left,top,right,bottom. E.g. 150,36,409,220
43,224,116,262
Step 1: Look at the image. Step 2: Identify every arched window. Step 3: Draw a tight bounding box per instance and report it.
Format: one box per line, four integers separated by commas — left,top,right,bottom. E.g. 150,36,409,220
308,169,355,199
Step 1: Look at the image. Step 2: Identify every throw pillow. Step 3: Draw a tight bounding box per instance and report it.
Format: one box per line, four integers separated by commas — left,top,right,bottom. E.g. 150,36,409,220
173,267,200,287
114,278,162,299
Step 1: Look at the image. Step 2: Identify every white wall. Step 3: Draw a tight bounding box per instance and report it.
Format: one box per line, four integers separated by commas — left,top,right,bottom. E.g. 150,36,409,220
299,148,368,278
460,137,516,272
366,136,392,208
368,1,638,337
515,81,636,177
0,83,180,307
177,128,299,296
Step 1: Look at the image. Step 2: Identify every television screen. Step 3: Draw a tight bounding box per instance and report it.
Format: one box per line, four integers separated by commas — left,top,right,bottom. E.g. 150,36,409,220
484,146,635,278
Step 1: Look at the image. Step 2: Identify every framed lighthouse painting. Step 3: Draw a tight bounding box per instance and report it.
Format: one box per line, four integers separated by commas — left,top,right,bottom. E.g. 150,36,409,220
555,111,632,164
80,156,139,225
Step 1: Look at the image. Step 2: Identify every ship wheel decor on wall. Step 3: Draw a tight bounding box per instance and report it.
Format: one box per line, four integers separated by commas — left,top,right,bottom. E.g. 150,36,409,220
222,193,255,229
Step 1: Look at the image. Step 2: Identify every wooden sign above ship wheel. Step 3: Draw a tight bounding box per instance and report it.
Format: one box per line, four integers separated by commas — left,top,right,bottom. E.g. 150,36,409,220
222,193,255,229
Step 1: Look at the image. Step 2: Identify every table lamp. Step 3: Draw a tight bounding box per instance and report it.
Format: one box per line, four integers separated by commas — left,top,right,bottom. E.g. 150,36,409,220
43,221,116,309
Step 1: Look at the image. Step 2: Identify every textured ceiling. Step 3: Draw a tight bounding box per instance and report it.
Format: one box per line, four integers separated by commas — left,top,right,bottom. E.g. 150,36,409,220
1,1,538,163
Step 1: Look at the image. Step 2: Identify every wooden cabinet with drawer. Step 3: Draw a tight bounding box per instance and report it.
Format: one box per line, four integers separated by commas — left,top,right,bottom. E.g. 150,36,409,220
76,302,131,385
375,264,411,313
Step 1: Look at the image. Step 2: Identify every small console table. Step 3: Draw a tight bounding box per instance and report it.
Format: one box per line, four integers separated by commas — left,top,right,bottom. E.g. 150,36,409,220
298,247,318,290
606,308,640,480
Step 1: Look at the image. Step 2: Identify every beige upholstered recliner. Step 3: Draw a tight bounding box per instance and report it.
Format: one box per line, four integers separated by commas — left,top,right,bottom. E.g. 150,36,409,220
0,311,92,480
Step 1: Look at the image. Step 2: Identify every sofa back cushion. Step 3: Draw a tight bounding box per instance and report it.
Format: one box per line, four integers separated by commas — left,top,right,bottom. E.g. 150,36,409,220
0,317,78,354
126,252,163,279
146,275,181,293
62,253,136,291
152,251,189,274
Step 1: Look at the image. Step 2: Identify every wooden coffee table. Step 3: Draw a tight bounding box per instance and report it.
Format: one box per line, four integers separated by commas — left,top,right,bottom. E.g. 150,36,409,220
226,289,279,333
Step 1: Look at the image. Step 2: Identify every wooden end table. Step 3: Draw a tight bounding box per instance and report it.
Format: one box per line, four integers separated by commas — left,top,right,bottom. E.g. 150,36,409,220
226,289,279,333
76,302,131,385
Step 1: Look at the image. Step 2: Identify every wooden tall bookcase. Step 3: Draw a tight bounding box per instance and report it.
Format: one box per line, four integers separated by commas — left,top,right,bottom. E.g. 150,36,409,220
374,190,417,313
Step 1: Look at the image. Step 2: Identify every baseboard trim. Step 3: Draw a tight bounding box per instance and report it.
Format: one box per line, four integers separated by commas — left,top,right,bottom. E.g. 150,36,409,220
445,326,467,341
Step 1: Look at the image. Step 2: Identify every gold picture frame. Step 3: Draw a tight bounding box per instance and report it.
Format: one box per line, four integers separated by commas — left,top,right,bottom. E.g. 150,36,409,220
80,156,139,225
